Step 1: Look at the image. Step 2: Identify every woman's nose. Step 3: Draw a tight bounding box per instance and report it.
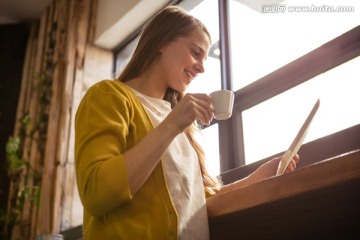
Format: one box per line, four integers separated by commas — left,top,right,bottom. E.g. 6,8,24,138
195,62,205,74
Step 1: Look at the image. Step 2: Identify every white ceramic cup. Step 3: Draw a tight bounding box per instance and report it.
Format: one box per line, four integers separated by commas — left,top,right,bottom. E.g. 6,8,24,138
209,90,234,120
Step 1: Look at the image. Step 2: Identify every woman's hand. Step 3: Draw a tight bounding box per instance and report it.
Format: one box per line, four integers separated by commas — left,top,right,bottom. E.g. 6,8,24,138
257,154,300,180
164,93,213,134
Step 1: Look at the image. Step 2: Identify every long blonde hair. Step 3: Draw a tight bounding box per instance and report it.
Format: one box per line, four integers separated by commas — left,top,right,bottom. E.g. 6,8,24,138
117,6,222,195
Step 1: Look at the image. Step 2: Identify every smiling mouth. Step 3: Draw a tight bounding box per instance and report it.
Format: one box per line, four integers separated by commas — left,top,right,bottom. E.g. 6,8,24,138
185,70,196,82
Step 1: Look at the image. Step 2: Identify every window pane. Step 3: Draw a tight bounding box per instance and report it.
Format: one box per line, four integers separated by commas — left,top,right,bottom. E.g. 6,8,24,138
114,37,138,78
229,0,359,90
196,124,220,176
243,57,360,164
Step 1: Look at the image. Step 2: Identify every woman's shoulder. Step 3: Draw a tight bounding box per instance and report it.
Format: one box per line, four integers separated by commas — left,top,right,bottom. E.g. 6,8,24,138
84,79,141,104
79,79,141,111
89,79,133,96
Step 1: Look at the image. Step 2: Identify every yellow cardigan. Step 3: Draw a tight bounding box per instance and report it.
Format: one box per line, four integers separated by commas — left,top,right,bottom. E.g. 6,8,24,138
75,80,178,239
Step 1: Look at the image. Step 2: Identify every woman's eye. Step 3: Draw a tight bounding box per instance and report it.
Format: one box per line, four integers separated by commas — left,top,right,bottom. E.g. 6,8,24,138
192,50,200,59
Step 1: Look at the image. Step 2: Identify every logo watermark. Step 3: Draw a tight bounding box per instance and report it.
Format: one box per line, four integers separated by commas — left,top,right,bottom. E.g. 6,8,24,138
261,4,355,14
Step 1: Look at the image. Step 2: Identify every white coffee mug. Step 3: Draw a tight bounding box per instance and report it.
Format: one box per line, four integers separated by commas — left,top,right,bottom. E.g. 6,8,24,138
209,90,234,120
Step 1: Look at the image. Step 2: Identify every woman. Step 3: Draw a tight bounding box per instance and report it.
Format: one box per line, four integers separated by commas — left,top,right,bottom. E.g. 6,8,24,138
75,6,299,239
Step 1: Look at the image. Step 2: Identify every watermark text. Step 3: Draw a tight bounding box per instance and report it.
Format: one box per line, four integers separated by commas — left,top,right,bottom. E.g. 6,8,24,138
261,4,355,14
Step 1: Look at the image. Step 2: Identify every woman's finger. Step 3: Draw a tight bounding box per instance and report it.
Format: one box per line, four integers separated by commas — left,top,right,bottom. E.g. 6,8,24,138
285,159,297,173
195,102,213,125
184,94,213,124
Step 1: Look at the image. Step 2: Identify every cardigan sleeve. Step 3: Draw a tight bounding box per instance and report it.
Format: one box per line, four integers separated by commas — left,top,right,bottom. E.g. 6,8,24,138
75,82,134,218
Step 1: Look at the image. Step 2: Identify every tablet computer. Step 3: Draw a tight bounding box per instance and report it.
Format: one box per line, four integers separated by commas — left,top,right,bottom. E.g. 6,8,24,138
276,99,320,175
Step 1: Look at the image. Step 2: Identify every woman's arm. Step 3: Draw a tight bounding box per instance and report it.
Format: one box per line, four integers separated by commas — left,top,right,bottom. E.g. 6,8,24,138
216,154,300,195
125,93,214,195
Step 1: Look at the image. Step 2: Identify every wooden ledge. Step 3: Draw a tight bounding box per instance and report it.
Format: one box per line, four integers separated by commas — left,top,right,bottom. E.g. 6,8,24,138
207,149,360,218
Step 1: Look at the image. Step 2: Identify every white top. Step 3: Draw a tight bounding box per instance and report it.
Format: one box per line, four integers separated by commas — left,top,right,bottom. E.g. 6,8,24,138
130,88,210,240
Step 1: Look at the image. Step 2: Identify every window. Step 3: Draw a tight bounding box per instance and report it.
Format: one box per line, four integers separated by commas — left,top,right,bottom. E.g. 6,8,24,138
243,57,360,163
230,0,359,90
229,0,360,164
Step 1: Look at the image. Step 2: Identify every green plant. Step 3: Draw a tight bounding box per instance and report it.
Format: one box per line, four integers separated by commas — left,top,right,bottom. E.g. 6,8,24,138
1,19,56,239
1,114,41,239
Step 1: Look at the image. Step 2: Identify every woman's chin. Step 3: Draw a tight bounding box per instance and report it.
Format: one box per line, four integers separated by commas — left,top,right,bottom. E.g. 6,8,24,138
172,84,188,92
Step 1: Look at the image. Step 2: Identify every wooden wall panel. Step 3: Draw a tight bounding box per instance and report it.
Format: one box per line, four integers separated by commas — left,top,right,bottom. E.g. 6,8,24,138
8,0,112,238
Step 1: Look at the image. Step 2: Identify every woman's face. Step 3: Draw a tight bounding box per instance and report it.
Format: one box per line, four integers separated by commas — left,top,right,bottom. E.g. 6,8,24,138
158,29,211,92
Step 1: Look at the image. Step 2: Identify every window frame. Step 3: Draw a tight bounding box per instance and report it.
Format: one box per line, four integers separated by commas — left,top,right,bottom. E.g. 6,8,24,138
217,0,360,173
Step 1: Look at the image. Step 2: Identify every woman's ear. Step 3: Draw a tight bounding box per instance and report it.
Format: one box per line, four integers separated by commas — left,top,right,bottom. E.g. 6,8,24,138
159,41,170,53
159,45,165,53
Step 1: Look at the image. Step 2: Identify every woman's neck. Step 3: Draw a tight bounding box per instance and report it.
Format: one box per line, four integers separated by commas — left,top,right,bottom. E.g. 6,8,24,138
125,67,167,99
